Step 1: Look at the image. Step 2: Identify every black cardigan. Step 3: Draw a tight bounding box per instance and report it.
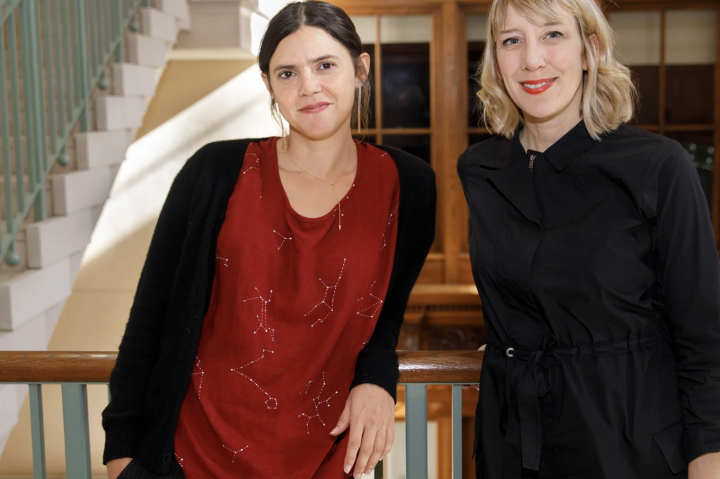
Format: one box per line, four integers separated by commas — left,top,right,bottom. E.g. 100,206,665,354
102,138,436,473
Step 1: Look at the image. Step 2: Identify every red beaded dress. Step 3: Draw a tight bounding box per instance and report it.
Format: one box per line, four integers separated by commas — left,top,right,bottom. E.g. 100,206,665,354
173,137,400,477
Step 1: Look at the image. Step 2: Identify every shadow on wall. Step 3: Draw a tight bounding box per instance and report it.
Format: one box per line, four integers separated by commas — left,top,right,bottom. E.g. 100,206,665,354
0,61,278,475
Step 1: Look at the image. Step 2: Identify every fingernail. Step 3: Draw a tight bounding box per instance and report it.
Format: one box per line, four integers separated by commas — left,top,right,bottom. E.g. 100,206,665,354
344,465,351,474
365,469,372,475
330,426,338,434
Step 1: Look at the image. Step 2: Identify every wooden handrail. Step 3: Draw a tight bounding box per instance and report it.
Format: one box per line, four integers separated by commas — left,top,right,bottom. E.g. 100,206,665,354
0,350,483,384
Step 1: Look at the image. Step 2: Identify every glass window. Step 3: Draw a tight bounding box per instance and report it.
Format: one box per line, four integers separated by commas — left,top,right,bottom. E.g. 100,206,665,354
467,15,488,128
666,131,714,209
380,15,432,129
381,135,431,164
610,12,661,125
665,11,716,125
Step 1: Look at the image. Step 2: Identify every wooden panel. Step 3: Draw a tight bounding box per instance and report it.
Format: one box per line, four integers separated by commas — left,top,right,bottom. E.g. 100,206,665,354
417,253,445,283
409,283,481,306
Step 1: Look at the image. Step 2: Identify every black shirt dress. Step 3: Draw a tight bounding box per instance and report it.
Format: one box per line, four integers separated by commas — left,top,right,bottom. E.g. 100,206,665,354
457,121,720,479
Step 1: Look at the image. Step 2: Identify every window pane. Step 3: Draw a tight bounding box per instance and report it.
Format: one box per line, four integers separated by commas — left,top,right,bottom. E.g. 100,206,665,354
380,16,432,129
630,66,660,125
666,11,716,125
665,131,714,209
610,12,661,126
350,15,376,45
467,15,488,128
381,135,431,164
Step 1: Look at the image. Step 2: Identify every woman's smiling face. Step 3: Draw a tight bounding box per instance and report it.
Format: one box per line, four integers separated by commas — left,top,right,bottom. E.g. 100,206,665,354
263,26,367,141
495,5,587,124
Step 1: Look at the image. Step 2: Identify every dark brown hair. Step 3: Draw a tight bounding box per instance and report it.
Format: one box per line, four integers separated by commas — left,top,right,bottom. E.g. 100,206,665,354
258,1,372,131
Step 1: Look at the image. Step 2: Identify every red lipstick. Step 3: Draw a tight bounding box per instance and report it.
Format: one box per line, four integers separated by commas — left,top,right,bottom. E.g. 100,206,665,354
520,78,557,95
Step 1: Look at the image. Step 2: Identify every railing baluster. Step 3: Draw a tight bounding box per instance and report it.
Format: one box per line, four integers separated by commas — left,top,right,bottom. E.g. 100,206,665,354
19,2,36,198
52,0,66,137
0,20,14,244
113,0,124,62
8,11,25,215
452,385,463,479
61,0,73,123
405,384,428,479
25,0,48,219
61,384,92,479
71,0,90,132
29,384,47,479
42,0,57,157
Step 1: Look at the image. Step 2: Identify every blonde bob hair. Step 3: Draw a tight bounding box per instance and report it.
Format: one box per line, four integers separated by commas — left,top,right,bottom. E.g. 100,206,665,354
477,0,636,140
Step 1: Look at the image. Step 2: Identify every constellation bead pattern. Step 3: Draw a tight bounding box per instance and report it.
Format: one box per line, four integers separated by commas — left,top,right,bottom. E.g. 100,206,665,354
382,204,399,251
192,357,204,403
273,230,292,251
222,444,249,463
305,258,346,328
242,151,262,198
175,453,184,468
356,281,384,319
244,287,274,342
298,372,339,434
231,349,278,409
216,253,229,267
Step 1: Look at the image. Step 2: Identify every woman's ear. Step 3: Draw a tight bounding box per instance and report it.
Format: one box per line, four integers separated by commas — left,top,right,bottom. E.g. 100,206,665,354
261,73,273,98
358,52,371,85
584,34,600,71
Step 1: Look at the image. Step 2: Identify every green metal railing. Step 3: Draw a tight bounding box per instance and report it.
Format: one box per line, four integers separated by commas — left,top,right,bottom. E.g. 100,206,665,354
0,0,150,266
0,350,483,478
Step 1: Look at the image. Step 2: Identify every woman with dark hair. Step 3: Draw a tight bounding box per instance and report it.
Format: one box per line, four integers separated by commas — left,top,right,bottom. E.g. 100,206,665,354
102,2,436,478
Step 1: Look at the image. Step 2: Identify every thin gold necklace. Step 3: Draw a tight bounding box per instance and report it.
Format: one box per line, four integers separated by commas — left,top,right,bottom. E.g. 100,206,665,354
285,143,355,231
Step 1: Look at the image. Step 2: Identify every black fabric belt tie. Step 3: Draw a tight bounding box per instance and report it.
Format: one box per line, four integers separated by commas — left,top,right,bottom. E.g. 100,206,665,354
506,336,557,472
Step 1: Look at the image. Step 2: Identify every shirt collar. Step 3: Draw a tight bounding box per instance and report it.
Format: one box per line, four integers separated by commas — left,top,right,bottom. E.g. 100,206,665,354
522,120,597,171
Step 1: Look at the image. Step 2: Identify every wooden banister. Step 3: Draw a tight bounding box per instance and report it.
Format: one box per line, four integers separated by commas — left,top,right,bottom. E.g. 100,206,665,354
0,350,483,384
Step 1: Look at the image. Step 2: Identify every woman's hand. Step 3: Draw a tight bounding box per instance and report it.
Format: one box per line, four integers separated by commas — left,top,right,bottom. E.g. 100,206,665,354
107,457,132,479
689,451,720,479
331,383,395,478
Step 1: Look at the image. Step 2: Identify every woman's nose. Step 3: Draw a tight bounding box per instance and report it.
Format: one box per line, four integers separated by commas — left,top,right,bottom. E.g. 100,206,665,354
522,41,545,71
298,72,321,97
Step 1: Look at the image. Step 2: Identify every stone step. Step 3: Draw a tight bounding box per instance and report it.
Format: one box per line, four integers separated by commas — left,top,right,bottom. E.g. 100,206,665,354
141,7,179,44
75,129,134,170
0,257,72,331
52,167,113,217
25,209,95,269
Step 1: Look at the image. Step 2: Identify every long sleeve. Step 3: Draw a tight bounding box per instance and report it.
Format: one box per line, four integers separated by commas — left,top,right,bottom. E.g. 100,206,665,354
646,138,720,461
351,158,436,402
101,151,205,463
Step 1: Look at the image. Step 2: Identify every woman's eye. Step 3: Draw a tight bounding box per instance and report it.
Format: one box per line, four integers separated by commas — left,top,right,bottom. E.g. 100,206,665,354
279,71,294,79
502,38,521,46
547,31,563,39
319,62,335,70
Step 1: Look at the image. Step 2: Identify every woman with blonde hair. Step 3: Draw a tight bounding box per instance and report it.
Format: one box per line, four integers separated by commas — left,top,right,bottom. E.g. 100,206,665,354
458,0,720,477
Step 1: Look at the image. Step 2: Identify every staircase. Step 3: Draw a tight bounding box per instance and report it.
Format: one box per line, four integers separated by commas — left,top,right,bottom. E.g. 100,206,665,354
0,0,191,455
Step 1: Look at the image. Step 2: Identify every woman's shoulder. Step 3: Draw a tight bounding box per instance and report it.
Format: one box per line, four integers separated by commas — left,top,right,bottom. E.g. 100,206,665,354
458,135,512,178
188,137,272,168
599,124,683,157
369,142,436,184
